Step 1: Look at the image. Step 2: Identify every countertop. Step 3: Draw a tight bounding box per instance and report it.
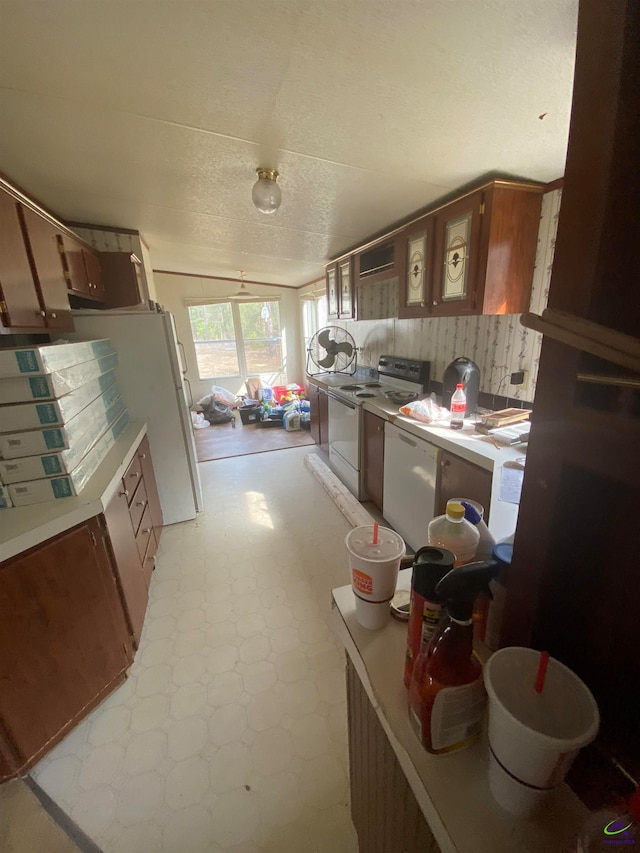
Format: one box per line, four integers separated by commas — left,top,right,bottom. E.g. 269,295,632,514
0,421,147,563
309,373,526,540
332,570,587,853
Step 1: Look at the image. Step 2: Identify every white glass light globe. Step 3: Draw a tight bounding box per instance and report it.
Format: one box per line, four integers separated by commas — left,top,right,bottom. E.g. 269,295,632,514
252,169,281,214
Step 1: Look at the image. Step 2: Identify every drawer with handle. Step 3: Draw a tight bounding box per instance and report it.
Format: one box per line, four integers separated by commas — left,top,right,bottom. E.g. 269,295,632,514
135,504,154,562
128,478,148,535
122,454,143,504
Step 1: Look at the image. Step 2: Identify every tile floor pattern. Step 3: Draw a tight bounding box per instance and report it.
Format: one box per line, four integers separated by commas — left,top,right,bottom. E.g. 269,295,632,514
32,447,358,853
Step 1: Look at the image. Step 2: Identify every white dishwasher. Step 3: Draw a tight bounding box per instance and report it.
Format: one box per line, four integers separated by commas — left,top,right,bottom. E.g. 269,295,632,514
383,421,439,551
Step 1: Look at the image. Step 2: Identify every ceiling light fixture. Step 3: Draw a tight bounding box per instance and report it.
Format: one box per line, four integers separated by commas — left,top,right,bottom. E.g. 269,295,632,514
230,270,254,300
252,168,281,214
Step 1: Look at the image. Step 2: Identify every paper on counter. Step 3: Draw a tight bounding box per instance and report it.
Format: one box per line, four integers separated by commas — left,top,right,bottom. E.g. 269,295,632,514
499,463,524,504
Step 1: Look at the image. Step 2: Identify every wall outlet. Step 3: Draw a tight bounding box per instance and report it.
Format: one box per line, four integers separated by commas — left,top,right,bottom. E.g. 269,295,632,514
510,369,529,389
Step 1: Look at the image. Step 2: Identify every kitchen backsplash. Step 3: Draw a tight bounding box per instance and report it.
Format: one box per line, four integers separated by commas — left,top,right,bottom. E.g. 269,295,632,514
330,188,561,404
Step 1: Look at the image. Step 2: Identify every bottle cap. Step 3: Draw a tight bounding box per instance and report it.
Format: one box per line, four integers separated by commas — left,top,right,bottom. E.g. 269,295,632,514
456,383,464,389
446,502,465,520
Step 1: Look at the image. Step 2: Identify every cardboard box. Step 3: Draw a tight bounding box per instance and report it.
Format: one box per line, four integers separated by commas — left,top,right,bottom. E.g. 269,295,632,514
0,351,118,404
0,382,122,458
8,411,130,506
0,397,127,483
0,371,117,433
0,485,12,509
0,339,114,378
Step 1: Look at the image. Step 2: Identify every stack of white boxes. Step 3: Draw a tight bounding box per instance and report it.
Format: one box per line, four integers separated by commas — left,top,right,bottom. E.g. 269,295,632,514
0,340,129,507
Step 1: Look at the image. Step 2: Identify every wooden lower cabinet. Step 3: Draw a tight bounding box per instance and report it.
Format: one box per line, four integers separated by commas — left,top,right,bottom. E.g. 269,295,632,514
104,433,163,646
0,518,133,779
308,380,329,448
346,658,439,852
104,485,150,647
436,450,492,522
363,409,385,511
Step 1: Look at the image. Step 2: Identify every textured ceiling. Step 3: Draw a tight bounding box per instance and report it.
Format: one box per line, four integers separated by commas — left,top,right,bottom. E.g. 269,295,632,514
0,1,578,287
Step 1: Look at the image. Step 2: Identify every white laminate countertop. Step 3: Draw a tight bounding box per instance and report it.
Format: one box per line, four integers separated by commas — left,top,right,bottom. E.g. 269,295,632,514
332,570,587,853
308,374,526,541
0,421,147,563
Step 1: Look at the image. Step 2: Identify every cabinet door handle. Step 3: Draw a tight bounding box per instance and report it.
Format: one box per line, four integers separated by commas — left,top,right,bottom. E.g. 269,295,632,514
441,459,451,468
143,527,151,535
38,310,46,317
139,452,147,460
432,299,438,306
135,500,145,507
119,488,129,498
130,471,140,478
50,312,57,319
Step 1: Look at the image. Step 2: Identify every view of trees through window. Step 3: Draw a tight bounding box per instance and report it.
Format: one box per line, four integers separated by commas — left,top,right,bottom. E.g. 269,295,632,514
188,300,282,378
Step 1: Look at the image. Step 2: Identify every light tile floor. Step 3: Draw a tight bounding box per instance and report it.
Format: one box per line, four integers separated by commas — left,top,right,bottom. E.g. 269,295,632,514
32,447,358,853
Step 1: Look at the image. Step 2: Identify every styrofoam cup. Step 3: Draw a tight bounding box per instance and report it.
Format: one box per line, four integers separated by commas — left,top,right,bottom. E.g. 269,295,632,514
484,647,599,816
345,526,406,630
354,597,390,630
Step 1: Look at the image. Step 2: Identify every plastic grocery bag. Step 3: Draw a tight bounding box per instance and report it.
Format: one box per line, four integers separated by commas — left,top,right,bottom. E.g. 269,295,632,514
191,411,209,430
399,396,450,424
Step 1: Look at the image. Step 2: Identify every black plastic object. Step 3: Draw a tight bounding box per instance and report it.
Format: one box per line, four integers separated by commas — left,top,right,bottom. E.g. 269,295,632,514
412,546,456,602
435,560,499,622
442,357,481,414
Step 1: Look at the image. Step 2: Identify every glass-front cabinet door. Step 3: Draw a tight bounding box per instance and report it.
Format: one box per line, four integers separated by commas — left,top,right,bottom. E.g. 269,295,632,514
398,216,434,318
326,264,339,319
431,192,484,316
338,258,354,319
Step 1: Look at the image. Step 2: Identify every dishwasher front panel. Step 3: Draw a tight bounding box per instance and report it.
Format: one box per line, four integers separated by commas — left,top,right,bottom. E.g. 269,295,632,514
382,422,439,551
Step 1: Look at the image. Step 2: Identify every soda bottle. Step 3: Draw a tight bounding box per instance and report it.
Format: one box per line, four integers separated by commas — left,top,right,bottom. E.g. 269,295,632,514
450,383,466,430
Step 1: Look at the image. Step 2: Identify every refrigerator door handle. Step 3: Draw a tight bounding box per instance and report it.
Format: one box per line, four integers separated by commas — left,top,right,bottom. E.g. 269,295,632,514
183,376,193,408
177,341,188,375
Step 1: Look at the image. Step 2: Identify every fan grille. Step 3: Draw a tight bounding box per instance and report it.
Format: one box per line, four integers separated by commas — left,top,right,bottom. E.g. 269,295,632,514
307,326,357,375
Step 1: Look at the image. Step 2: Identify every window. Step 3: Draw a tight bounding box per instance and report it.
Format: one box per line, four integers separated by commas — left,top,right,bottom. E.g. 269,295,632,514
302,292,328,354
188,300,283,379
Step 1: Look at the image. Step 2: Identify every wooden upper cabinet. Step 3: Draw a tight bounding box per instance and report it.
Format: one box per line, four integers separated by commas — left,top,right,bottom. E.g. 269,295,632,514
58,233,103,301
19,204,74,332
0,191,46,332
432,182,544,317
326,263,339,319
338,257,354,319
326,257,355,320
398,215,435,319
101,252,148,309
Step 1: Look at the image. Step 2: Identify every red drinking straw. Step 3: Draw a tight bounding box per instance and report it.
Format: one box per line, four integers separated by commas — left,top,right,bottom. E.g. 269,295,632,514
372,522,379,545
535,651,550,693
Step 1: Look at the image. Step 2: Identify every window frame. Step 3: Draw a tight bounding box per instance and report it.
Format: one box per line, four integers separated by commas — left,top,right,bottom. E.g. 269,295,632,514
188,298,283,381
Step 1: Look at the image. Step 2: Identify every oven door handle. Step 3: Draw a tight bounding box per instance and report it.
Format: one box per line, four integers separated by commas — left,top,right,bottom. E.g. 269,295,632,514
328,391,357,410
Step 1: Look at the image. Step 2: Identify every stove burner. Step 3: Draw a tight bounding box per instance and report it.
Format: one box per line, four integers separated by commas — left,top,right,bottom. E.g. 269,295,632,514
364,382,382,388
339,384,363,391
355,392,376,398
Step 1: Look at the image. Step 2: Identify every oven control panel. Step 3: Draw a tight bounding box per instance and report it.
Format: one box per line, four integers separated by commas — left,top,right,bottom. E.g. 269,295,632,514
377,355,430,389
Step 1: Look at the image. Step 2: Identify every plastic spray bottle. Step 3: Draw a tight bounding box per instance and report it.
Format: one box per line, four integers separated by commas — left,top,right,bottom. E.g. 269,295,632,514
408,560,498,754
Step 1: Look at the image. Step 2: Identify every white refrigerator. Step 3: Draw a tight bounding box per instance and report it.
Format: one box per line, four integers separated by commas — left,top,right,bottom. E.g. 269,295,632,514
69,309,203,524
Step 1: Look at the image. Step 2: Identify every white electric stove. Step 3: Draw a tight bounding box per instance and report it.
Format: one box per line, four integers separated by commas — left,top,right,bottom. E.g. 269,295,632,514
327,356,430,500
